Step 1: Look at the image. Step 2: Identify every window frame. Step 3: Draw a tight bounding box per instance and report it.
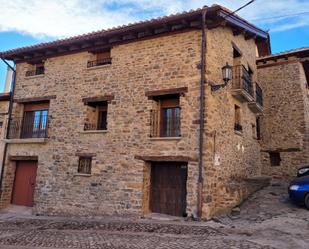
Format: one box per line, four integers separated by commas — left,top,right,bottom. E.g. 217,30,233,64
269,152,281,167
21,102,49,138
84,101,108,131
234,105,242,132
78,156,92,174
159,97,181,137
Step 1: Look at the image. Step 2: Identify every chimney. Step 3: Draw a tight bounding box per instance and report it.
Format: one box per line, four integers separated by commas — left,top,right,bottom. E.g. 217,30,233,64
4,66,13,93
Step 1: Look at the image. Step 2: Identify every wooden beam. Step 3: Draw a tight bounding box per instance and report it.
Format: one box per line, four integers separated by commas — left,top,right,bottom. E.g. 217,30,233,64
82,95,114,104
94,40,106,45
122,33,137,40
232,28,245,36
14,95,56,103
138,29,154,38
245,32,256,40
134,155,196,162
108,36,122,43
69,45,80,51
57,47,68,53
145,87,188,97
9,155,38,161
154,25,170,34
81,42,93,48
45,49,57,55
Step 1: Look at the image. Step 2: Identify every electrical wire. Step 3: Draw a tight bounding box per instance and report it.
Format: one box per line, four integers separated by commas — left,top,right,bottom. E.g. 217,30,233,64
250,11,309,21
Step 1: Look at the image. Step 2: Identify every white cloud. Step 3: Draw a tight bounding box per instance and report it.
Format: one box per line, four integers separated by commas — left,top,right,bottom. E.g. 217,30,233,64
0,0,308,39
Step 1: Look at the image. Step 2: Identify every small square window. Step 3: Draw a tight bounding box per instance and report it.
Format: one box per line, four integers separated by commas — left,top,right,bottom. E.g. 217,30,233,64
269,152,281,167
78,156,92,174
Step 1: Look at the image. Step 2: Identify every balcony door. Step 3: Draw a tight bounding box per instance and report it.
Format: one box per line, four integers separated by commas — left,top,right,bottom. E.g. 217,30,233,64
21,102,49,139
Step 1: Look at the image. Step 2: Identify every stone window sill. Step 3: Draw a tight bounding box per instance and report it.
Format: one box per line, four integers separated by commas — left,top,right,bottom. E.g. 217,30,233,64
24,74,45,80
234,130,243,136
80,130,108,134
4,138,47,144
149,137,182,141
73,173,92,177
86,64,111,71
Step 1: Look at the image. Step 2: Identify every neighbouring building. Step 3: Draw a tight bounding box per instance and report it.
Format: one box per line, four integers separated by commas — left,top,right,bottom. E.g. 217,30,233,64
257,47,309,178
0,5,271,219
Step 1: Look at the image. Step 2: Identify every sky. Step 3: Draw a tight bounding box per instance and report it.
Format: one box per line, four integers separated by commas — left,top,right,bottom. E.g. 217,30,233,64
0,0,308,91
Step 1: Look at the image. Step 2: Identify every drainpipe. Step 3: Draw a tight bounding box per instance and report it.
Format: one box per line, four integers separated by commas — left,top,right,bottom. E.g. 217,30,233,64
0,57,16,198
196,9,207,219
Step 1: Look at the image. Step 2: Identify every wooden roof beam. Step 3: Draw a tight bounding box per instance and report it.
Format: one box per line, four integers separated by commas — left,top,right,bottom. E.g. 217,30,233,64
245,32,256,40
122,33,137,41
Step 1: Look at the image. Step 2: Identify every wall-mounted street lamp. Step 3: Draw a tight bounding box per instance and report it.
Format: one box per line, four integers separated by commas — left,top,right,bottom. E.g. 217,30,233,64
209,62,232,91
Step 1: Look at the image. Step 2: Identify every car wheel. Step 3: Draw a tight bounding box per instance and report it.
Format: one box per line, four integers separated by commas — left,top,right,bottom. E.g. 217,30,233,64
305,194,309,210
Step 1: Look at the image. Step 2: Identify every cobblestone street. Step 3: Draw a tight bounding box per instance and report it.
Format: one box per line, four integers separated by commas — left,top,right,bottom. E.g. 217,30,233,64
0,182,308,249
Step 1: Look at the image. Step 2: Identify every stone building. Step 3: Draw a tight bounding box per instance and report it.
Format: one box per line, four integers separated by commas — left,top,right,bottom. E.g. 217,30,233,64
257,47,309,178
0,5,270,219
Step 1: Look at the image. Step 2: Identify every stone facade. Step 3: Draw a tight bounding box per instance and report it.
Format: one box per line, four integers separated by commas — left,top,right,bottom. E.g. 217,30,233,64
0,21,268,218
257,51,309,178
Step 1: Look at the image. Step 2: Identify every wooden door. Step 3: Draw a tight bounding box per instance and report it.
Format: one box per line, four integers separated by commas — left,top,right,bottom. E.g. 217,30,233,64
150,162,187,217
12,161,37,207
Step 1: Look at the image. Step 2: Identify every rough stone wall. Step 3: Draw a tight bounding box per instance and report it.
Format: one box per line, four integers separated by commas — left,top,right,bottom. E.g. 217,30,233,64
0,100,9,174
202,27,263,217
257,61,309,178
1,31,202,217
1,28,262,218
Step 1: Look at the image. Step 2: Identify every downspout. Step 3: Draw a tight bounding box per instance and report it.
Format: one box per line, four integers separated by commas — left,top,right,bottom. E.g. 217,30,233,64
0,57,16,198
196,9,207,219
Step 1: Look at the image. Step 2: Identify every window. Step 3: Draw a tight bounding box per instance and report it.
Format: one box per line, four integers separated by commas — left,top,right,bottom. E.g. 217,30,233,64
78,156,92,174
84,101,108,131
256,116,261,140
87,49,112,68
25,62,45,77
151,95,181,137
234,105,242,132
269,152,281,166
20,102,49,138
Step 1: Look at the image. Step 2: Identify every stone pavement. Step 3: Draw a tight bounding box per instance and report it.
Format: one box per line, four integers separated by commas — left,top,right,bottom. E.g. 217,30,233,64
0,181,308,249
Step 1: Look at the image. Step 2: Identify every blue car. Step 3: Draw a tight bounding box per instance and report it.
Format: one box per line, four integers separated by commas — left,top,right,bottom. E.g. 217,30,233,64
289,175,309,209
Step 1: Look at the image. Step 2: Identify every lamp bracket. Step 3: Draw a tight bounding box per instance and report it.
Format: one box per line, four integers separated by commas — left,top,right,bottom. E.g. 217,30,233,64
208,81,228,91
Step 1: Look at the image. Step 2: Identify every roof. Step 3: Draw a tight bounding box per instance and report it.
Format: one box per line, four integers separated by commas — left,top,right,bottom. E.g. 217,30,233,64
0,92,11,101
257,47,309,61
0,5,270,62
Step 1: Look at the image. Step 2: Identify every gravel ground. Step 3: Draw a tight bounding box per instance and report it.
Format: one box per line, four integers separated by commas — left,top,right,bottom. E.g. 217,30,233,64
0,181,308,249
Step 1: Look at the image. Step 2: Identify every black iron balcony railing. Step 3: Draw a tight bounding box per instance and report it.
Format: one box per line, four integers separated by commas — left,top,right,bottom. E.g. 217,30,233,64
25,67,45,77
87,58,112,68
8,115,49,139
84,121,107,131
150,109,181,137
232,65,254,97
255,82,263,107
234,123,243,132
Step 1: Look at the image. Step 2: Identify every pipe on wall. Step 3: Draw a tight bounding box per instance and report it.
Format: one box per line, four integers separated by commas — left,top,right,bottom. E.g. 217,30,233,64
196,9,207,219
0,57,16,199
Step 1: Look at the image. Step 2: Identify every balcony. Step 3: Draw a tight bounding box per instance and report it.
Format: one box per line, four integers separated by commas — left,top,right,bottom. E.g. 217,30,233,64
87,58,112,68
25,67,45,77
8,115,48,139
248,82,263,113
84,121,107,131
231,65,254,102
